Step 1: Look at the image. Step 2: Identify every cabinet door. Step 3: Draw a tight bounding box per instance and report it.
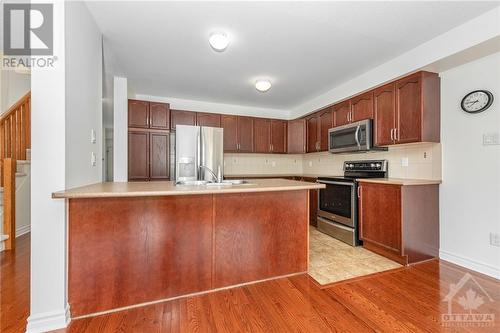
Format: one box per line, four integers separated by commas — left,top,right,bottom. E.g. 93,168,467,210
396,74,422,143
332,100,351,127
351,91,374,122
149,132,169,180
170,110,196,129
359,183,401,253
306,116,319,152
149,102,170,129
374,84,396,146
196,112,221,127
271,120,287,153
287,119,306,154
128,100,149,128
238,116,254,152
253,118,271,153
318,108,333,151
128,131,149,180
221,115,238,152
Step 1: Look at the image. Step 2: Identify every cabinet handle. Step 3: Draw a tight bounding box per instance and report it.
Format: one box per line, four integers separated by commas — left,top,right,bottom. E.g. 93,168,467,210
269,144,272,152
271,144,274,152
357,186,361,198
395,128,399,141
390,128,394,141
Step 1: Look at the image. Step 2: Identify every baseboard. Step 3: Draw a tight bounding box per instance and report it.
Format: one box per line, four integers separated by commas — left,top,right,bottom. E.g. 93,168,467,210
16,225,30,237
439,250,500,279
26,304,71,333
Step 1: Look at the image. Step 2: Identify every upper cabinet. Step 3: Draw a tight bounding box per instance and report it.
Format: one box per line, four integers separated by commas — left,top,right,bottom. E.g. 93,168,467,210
129,100,170,130
318,108,333,151
170,110,196,129
306,115,319,153
196,112,221,127
222,115,254,153
332,100,351,127
351,91,373,122
287,119,306,154
270,120,287,153
374,71,440,146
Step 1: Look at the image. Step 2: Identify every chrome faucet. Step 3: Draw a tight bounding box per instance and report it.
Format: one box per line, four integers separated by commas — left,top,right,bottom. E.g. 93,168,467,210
199,165,222,183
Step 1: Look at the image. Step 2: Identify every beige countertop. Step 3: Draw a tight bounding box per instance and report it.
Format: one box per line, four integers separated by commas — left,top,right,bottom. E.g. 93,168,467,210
52,178,325,199
356,178,442,186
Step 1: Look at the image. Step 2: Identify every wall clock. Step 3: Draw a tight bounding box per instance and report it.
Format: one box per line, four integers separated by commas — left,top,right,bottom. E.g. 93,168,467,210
461,90,494,113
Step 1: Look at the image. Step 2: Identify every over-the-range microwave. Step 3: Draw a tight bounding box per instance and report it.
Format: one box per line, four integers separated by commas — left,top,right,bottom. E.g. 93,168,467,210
328,119,387,154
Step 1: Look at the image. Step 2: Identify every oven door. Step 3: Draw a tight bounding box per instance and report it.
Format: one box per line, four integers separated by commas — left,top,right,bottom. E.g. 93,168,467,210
317,179,356,227
328,119,371,153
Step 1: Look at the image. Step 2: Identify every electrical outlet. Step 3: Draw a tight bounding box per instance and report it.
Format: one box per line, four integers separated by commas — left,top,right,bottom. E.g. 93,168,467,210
308,161,313,167
423,151,427,159
483,132,499,146
401,157,409,167
90,129,96,143
490,232,500,247
91,152,96,166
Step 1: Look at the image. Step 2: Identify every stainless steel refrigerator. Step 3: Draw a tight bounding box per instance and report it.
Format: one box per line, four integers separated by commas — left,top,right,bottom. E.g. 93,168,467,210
175,125,224,184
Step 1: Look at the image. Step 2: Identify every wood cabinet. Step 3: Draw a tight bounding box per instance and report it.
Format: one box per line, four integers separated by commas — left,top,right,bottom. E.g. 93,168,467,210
149,132,170,180
351,91,373,122
270,120,287,153
302,177,318,227
374,72,440,146
222,115,254,152
287,119,306,154
306,115,319,152
358,182,439,265
332,100,351,127
170,109,196,129
128,131,149,181
253,118,287,153
374,83,396,146
128,131,169,181
128,100,170,130
306,108,332,153
128,99,170,181
196,112,221,127
318,108,333,151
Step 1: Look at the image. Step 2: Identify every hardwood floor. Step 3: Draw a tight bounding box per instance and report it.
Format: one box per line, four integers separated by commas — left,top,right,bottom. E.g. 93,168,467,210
2,234,499,333
0,233,30,333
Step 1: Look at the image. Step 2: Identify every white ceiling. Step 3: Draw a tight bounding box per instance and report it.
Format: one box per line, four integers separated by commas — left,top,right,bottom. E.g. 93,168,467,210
86,1,499,110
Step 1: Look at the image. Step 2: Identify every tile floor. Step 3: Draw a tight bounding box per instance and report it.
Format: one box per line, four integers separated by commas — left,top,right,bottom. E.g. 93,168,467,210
308,226,402,285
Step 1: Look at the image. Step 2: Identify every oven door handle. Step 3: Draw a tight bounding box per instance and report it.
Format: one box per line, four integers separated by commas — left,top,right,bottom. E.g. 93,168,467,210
317,180,356,187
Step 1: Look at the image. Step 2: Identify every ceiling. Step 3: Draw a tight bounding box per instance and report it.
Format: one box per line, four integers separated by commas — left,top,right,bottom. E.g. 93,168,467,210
86,1,499,110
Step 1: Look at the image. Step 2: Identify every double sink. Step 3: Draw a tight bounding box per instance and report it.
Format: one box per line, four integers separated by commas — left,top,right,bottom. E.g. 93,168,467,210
176,179,251,186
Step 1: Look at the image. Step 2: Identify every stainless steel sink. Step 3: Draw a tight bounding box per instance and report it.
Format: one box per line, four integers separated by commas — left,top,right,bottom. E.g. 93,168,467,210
176,180,210,186
222,179,249,185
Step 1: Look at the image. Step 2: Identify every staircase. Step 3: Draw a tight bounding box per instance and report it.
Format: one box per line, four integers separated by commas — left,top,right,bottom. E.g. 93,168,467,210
0,91,31,251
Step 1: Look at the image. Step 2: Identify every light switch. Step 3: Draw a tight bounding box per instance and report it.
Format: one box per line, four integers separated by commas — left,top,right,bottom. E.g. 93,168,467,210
401,157,409,167
90,129,96,143
91,152,96,166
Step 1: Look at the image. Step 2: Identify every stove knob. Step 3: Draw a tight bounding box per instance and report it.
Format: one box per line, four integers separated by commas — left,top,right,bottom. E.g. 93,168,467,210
370,163,375,168
376,163,381,168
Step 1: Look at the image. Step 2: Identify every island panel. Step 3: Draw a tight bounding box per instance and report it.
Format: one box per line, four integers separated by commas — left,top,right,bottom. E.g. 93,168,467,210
213,190,309,288
68,195,213,317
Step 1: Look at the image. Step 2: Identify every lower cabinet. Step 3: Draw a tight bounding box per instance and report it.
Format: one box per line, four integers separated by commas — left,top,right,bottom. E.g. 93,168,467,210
358,182,439,265
128,130,169,181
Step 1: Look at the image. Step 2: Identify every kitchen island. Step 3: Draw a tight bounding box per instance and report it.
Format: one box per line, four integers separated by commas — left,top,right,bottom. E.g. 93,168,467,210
53,179,324,317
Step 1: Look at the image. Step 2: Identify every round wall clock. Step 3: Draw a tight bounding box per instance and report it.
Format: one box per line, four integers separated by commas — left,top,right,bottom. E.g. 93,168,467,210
461,90,494,113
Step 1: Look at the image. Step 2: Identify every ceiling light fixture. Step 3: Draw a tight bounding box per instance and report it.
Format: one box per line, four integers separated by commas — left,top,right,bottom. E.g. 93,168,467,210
255,79,272,92
209,32,229,52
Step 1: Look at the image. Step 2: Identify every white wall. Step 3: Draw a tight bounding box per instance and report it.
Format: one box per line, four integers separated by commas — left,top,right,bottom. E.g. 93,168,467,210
28,1,69,332
0,69,31,114
28,1,104,332
290,6,500,119
134,93,291,119
113,76,128,181
65,1,103,188
439,52,500,279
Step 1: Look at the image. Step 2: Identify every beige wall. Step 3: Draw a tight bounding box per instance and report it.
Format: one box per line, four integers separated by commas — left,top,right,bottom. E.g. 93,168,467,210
224,142,442,180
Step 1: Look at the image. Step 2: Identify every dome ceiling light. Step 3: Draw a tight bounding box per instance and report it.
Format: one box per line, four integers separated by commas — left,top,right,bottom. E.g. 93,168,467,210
209,32,229,52
255,79,272,92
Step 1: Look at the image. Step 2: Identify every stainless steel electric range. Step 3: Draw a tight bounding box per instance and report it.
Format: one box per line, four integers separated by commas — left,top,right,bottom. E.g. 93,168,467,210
316,160,388,246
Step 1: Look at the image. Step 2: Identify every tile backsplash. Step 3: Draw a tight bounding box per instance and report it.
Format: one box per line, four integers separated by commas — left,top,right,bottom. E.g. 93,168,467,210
224,143,442,180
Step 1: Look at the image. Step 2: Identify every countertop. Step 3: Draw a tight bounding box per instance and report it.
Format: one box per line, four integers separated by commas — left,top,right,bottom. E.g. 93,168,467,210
52,178,325,199
356,178,442,186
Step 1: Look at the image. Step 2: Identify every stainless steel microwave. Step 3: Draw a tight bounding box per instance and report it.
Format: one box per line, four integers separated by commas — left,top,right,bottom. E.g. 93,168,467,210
328,119,385,154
